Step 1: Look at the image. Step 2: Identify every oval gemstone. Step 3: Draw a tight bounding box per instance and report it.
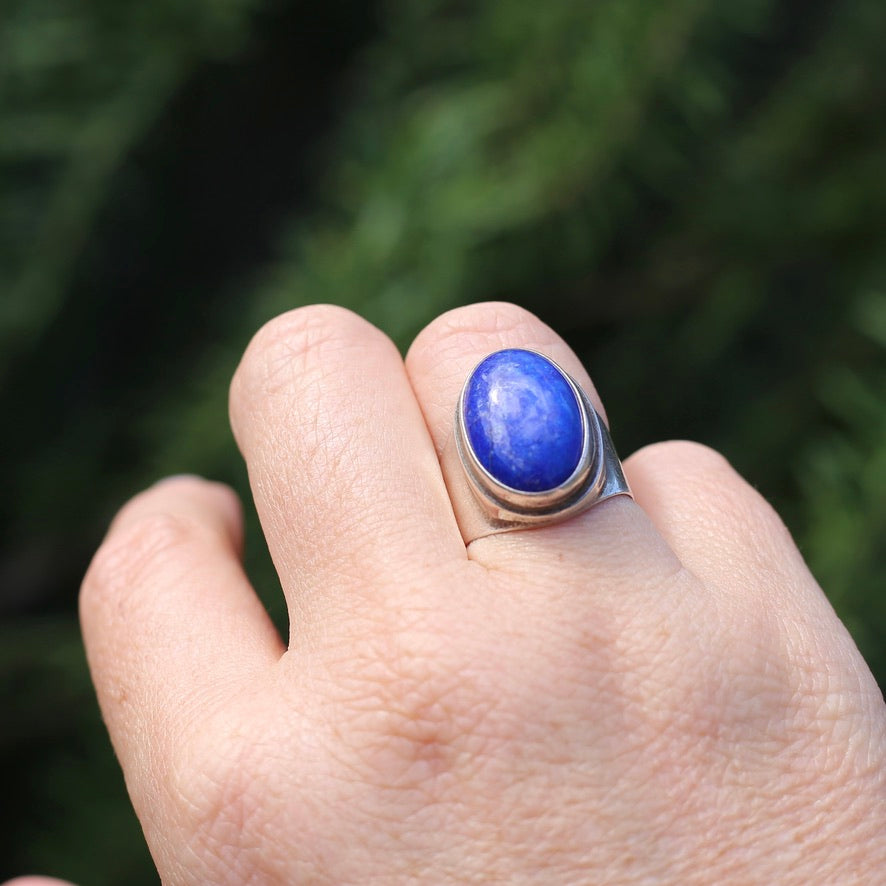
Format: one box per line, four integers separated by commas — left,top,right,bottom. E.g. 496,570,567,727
463,349,583,492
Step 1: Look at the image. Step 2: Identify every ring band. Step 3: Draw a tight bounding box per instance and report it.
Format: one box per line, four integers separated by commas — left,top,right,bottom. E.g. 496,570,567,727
444,348,632,542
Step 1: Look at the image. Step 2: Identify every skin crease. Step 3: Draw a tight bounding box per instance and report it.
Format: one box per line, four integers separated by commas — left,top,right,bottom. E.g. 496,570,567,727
11,303,886,885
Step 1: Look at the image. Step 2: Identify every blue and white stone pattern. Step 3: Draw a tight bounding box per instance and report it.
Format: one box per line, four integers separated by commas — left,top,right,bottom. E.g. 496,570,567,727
463,349,583,493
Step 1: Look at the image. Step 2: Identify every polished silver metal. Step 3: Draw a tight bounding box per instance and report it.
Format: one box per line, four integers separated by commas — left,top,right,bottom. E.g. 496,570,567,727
445,350,632,543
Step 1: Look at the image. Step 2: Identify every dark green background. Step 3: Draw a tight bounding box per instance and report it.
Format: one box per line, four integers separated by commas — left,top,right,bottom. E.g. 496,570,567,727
2,0,884,882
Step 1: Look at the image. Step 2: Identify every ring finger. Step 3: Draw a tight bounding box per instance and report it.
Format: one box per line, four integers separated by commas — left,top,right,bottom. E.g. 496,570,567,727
405,302,681,587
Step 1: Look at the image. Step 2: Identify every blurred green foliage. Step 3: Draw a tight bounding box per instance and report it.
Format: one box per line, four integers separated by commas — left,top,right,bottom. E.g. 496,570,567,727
1,0,884,881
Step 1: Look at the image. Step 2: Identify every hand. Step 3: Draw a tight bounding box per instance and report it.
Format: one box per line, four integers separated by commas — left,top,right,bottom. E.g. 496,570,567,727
34,304,886,883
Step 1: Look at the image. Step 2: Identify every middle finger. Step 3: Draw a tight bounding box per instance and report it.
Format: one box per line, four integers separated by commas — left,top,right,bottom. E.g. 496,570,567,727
229,305,466,637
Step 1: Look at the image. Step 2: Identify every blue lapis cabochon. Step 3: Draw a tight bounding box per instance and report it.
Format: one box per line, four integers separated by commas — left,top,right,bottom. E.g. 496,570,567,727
462,349,584,493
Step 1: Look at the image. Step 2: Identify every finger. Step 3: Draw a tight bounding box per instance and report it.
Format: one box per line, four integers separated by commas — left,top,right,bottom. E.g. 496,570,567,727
228,305,465,636
2,879,77,886
621,440,886,726
623,441,830,608
405,302,680,581
80,476,283,773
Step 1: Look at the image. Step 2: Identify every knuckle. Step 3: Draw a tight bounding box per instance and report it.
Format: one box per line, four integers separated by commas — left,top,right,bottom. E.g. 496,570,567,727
410,301,542,364
82,512,199,607
631,439,734,476
231,304,374,399
437,301,538,339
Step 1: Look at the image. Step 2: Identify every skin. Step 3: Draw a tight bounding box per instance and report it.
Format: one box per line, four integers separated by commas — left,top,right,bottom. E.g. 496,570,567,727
11,303,886,884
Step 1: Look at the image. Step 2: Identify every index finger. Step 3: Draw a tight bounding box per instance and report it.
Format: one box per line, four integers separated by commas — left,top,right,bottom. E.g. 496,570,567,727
80,477,283,778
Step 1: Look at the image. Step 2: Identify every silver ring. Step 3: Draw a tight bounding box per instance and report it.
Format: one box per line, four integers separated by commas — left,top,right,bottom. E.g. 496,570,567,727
443,348,632,542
